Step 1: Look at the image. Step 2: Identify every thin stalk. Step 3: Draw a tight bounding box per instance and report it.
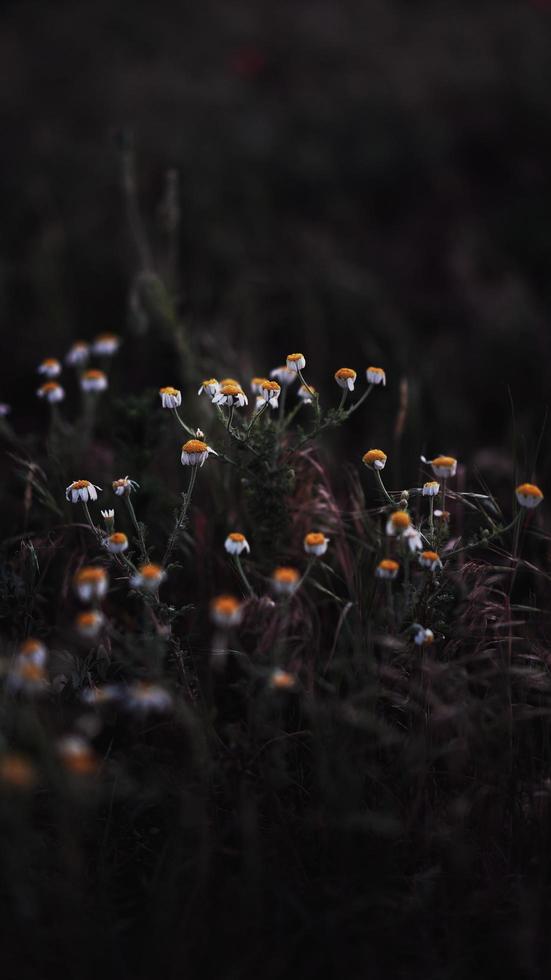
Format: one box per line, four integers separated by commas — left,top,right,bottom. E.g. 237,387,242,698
278,385,288,427
82,501,100,538
172,407,196,437
337,388,348,412
234,556,256,598
345,383,374,418
247,402,268,436
163,465,198,566
429,496,435,543
125,495,148,564
375,470,395,506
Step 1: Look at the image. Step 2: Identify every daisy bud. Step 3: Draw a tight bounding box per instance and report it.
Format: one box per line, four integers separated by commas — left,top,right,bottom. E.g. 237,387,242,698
37,357,61,378
362,449,387,471
112,476,139,496
92,333,120,356
101,509,115,532
159,386,182,409
37,381,65,403
272,566,300,596
105,531,129,554
366,366,386,386
65,341,90,366
419,550,443,572
413,626,435,646
286,353,306,373
75,610,105,640
304,532,329,557
422,481,440,497
334,367,356,391
130,563,166,591
210,594,244,628
516,483,544,509
80,369,108,392
386,511,411,536
224,533,250,556
74,567,108,602
376,559,399,580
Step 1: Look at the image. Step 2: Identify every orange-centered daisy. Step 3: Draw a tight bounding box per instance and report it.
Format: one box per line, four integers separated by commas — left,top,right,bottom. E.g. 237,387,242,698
335,367,357,391
516,483,544,509
362,449,387,471
376,559,399,579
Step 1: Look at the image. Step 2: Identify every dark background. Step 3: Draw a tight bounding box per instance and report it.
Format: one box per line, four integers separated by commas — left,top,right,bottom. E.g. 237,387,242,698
2,0,551,482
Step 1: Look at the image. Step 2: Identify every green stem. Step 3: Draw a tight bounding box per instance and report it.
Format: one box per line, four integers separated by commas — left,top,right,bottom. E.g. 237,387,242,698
337,388,348,412
429,496,435,543
345,384,374,418
173,407,196,437
163,465,198,566
375,470,395,506
278,384,288,427
234,555,256,598
126,495,148,564
82,501,100,537
247,401,268,436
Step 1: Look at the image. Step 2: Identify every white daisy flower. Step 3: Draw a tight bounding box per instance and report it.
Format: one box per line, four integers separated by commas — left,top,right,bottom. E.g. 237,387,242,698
304,532,329,557
7,659,49,695
65,480,101,503
197,378,220,397
75,610,106,640
130,563,166,591
18,638,48,667
272,567,300,596
375,559,399,580
366,366,386,386
124,681,173,714
362,449,387,470
37,382,65,403
422,481,440,497
260,380,281,408
65,341,90,366
112,476,139,496
334,368,356,391
210,595,244,628
515,483,544,509
74,567,108,602
270,365,298,386
419,550,443,572
181,439,216,466
224,533,251,556
159,386,182,409
413,626,435,646
37,358,62,378
92,333,120,356
104,532,129,554
403,526,423,553
386,511,411,536
297,383,318,404
212,383,248,408
80,369,108,392
421,455,457,479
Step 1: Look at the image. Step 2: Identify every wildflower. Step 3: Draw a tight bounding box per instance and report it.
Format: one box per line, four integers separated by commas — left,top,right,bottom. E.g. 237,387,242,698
74,567,108,602
81,684,121,706
272,566,300,596
181,439,216,466
80,369,108,392
130,563,166,591
286,353,306,373
37,357,61,378
92,332,120,356
421,455,457,479
75,610,105,639
366,366,386,386
403,526,423,552
125,681,173,714
224,532,250,556
386,511,411,536
414,626,435,646
105,531,129,554
362,449,387,471
8,661,49,695
0,753,37,789
101,509,115,532
297,383,317,404
112,476,139,496
376,559,399,580
65,479,101,503
210,594,244,627
422,481,440,496
18,638,47,666
419,550,443,572
335,367,357,391
198,378,220,397
37,381,65,403
269,669,297,690
260,380,281,408
0,403,11,416
250,377,268,394
58,735,98,775
270,365,297,386
159,386,182,408
304,532,329,557
219,378,240,389
212,382,248,408
65,340,90,366
516,483,544,509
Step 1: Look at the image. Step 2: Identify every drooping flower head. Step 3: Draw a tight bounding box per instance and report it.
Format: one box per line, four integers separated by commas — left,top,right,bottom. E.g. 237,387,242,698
37,357,61,378
198,378,220,397
181,439,216,466
65,341,90,366
422,481,440,497
304,532,329,557
362,449,387,471
74,567,109,602
80,369,108,393
159,386,182,409
297,383,317,404
260,380,281,408
403,526,423,553
335,368,357,391
65,480,101,503
250,377,268,395
375,559,399,580
386,511,411,536
210,594,244,628
286,353,306,373
130,563,166,591
75,610,105,639
419,550,443,572
18,638,47,666
270,365,298,387
414,626,435,647
421,455,457,479
105,532,129,554
366,366,386,386
272,566,300,596
37,381,65,403
224,533,250,556
516,483,544,509
92,333,120,356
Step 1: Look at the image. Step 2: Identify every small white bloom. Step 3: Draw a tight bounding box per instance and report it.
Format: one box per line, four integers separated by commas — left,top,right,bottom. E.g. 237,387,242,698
18,639,48,667
224,533,250,556
130,564,166,591
7,659,49,695
212,384,248,408
515,483,544,509
303,532,329,557
270,366,298,386
403,526,423,553
37,358,62,378
375,560,399,580
159,386,182,409
385,512,411,537
104,532,129,554
37,382,65,403
74,567,109,602
65,480,101,503
334,368,356,391
92,333,120,356
413,626,435,646
112,476,139,496
422,481,440,497
197,378,220,397
210,595,244,627
366,366,386,386
0,403,11,416
286,353,306,373
81,683,121,705
181,439,216,466
419,551,443,572
65,341,90,366
421,455,458,479
260,380,281,408
75,610,106,639
80,369,108,392
272,567,301,595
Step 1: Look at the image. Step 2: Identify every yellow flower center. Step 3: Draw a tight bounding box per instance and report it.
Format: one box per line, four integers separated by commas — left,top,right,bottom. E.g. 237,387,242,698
305,532,326,546
391,511,410,529
20,639,42,655
271,670,296,690
273,566,300,584
262,380,281,392
219,378,238,388
42,358,58,367
0,754,36,788
421,550,440,562
41,382,60,392
75,567,107,584
84,369,105,380
140,564,163,579
212,595,241,615
516,483,543,498
77,611,100,627
335,368,356,379
182,439,209,454
432,456,456,468
229,532,245,542
219,383,243,396
367,366,384,375
287,353,304,362
378,559,399,572
95,333,118,342
201,378,219,387
160,386,180,396
109,533,127,545
71,480,91,489
363,449,387,465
